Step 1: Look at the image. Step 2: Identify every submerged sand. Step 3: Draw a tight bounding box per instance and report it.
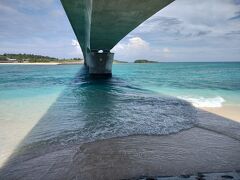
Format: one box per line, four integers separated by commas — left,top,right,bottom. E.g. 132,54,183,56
0,110,240,180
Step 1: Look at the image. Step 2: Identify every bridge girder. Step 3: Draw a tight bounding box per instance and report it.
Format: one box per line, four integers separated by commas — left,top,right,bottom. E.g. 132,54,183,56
61,0,174,75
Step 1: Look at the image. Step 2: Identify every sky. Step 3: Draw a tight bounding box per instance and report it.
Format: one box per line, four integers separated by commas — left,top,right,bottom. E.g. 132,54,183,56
0,0,240,62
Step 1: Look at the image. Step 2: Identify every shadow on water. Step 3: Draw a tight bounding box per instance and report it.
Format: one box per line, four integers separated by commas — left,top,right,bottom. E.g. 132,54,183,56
0,66,240,179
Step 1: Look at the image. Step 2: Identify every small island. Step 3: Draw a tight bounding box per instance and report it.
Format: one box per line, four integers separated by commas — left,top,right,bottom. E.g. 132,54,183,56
134,59,159,63
113,60,128,64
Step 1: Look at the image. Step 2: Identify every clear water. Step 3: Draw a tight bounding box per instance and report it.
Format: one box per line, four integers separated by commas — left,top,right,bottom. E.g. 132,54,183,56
0,63,239,162
113,63,240,107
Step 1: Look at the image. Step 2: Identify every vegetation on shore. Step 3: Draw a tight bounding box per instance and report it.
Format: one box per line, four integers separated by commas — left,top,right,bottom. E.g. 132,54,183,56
0,53,129,64
113,60,128,64
0,53,157,64
0,53,83,63
134,59,159,63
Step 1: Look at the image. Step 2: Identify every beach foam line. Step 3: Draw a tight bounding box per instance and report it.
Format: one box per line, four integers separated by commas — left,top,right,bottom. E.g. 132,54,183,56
178,96,225,108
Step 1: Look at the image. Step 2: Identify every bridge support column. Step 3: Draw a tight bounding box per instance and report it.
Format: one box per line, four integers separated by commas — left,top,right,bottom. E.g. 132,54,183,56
86,52,114,77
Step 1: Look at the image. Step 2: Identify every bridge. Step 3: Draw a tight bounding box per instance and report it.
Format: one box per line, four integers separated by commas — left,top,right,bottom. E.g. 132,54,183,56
61,0,174,76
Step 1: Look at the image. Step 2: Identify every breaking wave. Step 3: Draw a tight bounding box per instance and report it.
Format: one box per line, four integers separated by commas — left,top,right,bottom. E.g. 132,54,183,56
178,96,225,108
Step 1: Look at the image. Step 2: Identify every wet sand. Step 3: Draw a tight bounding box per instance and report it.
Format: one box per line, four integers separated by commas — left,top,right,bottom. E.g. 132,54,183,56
203,105,240,123
0,109,240,180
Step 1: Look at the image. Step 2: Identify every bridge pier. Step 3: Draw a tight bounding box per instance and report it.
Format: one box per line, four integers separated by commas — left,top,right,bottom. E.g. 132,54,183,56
86,51,114,77
61,0,174,76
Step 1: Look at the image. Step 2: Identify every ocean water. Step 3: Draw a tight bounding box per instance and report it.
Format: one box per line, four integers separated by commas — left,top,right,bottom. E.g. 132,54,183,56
0,62,239,166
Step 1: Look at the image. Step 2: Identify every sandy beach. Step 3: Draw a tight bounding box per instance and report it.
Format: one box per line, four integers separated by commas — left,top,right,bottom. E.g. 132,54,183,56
203,105,240,123
1,0,239,178
0,62,60,65
0,62,83,65
0,108,239,180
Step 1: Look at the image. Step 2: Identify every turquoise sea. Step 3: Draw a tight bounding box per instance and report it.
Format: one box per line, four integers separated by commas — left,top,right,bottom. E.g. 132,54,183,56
0,62,240,166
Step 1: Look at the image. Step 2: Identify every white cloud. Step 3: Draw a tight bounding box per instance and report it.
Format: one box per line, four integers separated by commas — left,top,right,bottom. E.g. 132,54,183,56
112,0,240,61
112,37,151,61
0,0,239,61
113,37,149,51
163,48,170,53
112,37,176,61
135,0,240,39
71,39,83,57
71,39,80,47
127,37,150,49
163,48,171,58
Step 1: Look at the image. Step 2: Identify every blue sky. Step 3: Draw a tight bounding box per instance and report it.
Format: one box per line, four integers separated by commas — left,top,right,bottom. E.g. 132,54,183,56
0,0,240,62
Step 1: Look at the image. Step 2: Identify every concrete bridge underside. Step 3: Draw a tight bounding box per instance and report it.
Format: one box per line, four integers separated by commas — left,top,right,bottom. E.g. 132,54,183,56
61,0,174,76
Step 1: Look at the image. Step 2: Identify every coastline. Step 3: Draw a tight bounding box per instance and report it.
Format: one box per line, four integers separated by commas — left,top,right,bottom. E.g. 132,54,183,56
201,105,240,122
0,62,83,65
0,61,126,65
0,63,239,179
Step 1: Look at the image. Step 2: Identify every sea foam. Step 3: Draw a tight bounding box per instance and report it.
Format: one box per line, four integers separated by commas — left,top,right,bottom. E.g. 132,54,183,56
178,96,225,108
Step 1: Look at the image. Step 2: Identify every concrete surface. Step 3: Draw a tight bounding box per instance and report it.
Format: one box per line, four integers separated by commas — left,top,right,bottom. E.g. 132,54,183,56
60,0,174,74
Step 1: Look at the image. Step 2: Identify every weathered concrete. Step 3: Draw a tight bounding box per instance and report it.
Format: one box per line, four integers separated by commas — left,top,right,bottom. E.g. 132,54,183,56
61,0,174,75
87,51,114,76
1,108,240,179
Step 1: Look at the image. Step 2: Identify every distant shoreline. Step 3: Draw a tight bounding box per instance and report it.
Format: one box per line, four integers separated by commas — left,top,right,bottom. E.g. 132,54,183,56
0,62,83,65
134,59,159,63
0,62,126,65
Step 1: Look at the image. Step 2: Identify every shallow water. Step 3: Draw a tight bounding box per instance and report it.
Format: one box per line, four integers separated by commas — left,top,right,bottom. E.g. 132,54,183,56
0,63,240,166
